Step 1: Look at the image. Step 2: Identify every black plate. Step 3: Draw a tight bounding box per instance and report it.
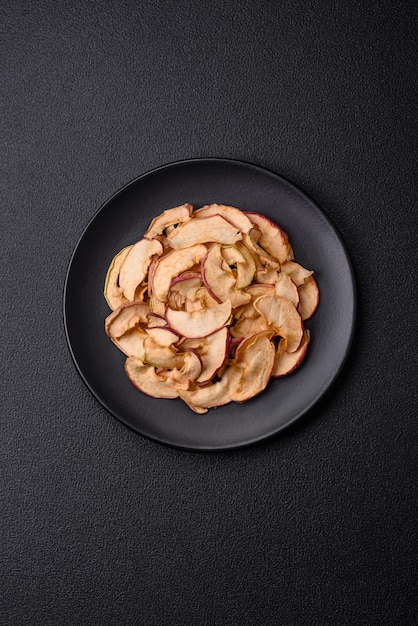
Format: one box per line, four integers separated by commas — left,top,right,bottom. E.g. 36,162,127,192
64,159,356,450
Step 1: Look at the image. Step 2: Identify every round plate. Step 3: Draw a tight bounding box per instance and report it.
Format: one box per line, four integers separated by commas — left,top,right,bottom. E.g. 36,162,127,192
64,159,356,450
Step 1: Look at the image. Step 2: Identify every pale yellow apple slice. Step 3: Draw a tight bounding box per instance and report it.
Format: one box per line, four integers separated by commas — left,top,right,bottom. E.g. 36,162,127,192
231,332,275,402
246,211,294,263
116,329,147,359
202,244,251,308
275,272,299,307
179,364,243,413
194,204,253,233
104,245,132,310
167,215,242,249
119,238,163,301
125,358,180,398
254,295,303,352
163,351,203,388
244,283,275,298
271,330,310,377
221,243,256,289
280,261,313,286
242,231,280,269
165,300,232,338
297,276,319,320
144,203,193,239
145,327,179,347
152,244,207,303
254,266,280,285
143,338,184,369
105,302,151,339
181,327,229,383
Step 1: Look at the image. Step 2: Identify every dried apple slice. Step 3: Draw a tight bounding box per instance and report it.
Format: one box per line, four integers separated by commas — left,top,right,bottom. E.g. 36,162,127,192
152,244,207,303
244,283,275,299
297,276,319,320
144,203,193,239
119,238,163,301
179,364,243,413
254,295,303,352
202,244,251,308
231,332,275,402
167,215,242,249
275,272,299,307
221,243,256,289
181,327,229,383
145,327,179,347
242,231,280,269
125,358,180,398
104,245,132,310
143,338,184,369
105,302,151,339
246,211,294,263
254,266,280,285
194,204,253,233
165,300,232,339
163,350,202,388
272,330,310,377
280,261,313,286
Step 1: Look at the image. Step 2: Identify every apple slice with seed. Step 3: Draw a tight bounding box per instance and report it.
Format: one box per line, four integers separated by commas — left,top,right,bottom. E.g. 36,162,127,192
254,295,303,352
152,244,207,303
271,330,310,377
202,244,251,308
181,327,229,383
125,358,180,398
104,245,132,310
179,363,243,413
275,272,299,307
246,211,294,263
144,203,193,239
194,204,253,233
231,332,275,402
119,238,163,301
167,215,242,249
165,300,232,338
297,276,319,320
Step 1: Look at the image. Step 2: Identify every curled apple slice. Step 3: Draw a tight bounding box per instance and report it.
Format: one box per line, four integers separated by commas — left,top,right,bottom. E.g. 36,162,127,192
167,215,242,249
179,364,243,413
152,244,207,303
125,358,180,398
246,211,294,263
231,332,275,402
165,300,232,338
194,204,254,233
202,244,251,308
119,238,163,301
254,295,303,352
274,272,299,307
105,302,151,339
144,203,193,239
104,245,132,310
181,327,229,383
272,330,310,377
297,276,319,320
242,231,280,269
145,327,179,347
221,243,256,289
280,261,313,286
163,350,202,388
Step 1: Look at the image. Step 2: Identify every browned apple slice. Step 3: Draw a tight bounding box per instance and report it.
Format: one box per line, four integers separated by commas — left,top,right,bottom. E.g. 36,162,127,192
104,245,132,310
231,332,275,402
125,358,180,398
297,276,319,320
280,261,313,286
202,244,251,308
179,363,243,413
144,203,193,239
254,295,303,352
167,215,242,249
246,211,294,263
119,238,163,301
275,272,299,307
105,302,151,339
271,330,310,377
152,244,207,303
194,204,253,233
165,300,232,338
181,327,229,383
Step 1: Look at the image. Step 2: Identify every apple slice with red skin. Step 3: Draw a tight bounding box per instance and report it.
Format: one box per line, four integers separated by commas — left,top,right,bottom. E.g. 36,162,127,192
104,245,132,310
242,231,280,269
280,261,313,286
168,275,202,311
254,295,303,352
271,330,310,377
221,243,256,289
181,327,229,383
246,211,294,263
244,283,275,299
297,276,319,320
179,363,243,413
275,272,299,307
167,215,242,249
142,338,184,369
152,244,207,303
231,332,275,402
125,358,180,399
119,238,163,301
194,204,253,233
165,299,232,338
163,350,203,388
105,302,151,339
144,203,193,239
202,244,251,308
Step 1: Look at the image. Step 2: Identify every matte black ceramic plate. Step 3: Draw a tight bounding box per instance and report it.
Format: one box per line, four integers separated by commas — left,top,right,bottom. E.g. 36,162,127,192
64,159,356,450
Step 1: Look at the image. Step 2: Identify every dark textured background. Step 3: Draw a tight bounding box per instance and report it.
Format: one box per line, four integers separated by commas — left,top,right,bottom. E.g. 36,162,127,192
2,1,417,624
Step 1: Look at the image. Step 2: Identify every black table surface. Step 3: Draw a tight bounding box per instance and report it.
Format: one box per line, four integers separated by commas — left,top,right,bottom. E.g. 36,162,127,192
2,1,417,624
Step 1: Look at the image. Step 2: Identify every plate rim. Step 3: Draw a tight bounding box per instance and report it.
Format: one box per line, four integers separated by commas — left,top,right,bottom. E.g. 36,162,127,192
63,157,357,451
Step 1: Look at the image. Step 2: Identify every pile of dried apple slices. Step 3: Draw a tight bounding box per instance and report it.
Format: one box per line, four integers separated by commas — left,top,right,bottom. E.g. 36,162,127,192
104,203,319,414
